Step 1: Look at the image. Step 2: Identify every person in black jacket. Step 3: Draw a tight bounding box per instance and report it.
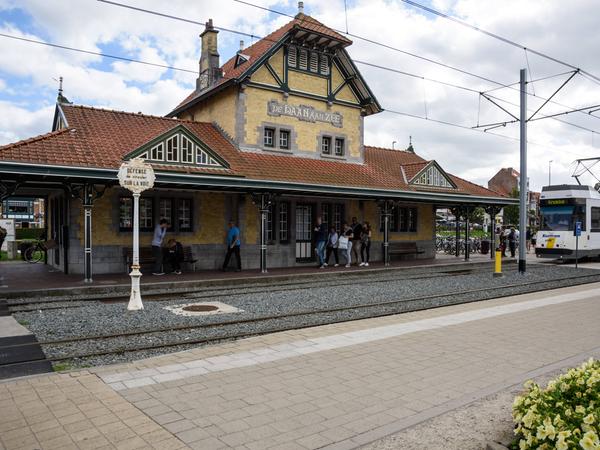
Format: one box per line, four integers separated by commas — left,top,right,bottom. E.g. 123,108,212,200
165,239,184,275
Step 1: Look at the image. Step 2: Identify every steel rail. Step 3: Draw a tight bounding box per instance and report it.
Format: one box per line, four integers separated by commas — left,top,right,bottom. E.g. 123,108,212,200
36,273,600,363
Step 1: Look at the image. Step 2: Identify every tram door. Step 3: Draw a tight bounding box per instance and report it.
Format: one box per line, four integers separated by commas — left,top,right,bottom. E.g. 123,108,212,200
295,204,313,262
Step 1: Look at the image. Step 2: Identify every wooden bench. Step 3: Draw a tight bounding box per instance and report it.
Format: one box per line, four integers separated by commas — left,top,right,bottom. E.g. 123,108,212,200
386,241,424,259
122,246,197,273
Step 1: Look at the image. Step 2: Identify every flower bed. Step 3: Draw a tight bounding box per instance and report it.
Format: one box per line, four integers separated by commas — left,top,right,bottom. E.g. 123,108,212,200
512,358,599,450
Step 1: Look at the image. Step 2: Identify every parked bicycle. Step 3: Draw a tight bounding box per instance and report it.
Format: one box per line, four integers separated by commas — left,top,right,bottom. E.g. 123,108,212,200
23,238,47,263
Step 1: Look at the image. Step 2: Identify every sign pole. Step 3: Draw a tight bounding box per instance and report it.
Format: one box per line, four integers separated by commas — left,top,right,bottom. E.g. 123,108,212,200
118,158,155,312
128,192,143,310
575,220,581,269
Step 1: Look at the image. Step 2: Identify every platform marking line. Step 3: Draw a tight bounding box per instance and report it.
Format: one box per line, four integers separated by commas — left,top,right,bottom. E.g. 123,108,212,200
99,287,598,391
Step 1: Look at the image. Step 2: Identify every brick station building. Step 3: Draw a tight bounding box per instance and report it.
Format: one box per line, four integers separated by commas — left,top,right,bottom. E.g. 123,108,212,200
0,9,512,280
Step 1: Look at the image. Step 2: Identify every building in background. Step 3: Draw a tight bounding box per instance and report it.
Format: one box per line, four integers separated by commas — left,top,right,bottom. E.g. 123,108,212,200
0,198,44,228
488,167,540,229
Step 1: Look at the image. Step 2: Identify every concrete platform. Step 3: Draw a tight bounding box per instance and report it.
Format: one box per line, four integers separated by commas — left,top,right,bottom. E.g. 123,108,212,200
0,317,53,379
1,282,599,449
0,253,507,299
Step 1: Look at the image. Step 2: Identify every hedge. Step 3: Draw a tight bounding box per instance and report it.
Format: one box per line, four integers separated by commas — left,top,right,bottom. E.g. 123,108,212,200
15,228,45,240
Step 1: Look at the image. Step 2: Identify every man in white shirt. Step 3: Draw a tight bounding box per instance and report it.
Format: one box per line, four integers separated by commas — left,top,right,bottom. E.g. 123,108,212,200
152,218,169,275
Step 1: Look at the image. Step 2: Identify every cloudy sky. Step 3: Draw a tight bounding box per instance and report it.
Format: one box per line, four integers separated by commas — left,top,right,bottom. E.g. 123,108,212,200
1,0,600,191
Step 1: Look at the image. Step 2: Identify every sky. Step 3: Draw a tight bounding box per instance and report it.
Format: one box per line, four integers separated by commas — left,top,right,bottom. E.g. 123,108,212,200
1,0,600,191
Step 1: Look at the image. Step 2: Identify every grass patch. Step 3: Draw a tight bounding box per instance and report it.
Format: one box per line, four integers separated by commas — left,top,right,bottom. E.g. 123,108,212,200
17,319,29,326
52,362,72,372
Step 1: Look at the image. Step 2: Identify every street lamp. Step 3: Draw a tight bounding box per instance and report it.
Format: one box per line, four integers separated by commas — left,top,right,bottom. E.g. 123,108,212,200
548,160,553,186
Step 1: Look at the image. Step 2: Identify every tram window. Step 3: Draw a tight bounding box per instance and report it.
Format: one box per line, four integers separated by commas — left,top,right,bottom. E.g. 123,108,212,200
591,207,600,231
540,206,573,231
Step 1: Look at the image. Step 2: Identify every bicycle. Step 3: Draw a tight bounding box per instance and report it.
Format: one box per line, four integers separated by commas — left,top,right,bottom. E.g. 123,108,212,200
23,238,47,263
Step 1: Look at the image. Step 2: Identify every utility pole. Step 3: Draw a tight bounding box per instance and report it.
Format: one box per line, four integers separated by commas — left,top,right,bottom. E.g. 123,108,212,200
549,160,553,186
519,69,528,274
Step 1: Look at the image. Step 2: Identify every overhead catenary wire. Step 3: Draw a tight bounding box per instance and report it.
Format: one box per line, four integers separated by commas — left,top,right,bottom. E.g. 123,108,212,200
0,32,197,73
398,0,600,84
229,0,600,123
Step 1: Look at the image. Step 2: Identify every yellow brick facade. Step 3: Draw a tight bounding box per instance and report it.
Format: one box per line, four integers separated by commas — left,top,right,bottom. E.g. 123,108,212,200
76,188,228,246
243,86,363,158
269,49,284,79
287,70,328,96
186,86,238,138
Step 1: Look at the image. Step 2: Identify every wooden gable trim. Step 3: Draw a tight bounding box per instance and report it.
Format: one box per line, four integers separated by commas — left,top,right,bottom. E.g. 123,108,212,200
408,161,457,189
123,124,230,169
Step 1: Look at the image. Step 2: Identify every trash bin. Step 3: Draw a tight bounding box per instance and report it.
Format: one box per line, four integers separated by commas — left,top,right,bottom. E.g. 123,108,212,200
480,239,490,255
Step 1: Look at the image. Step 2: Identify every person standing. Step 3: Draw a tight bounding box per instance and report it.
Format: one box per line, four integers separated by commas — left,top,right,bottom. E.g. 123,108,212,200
525,228,532,252
165,239,184,275
314,216,327,268
360,221,372,267
508,227,517,258
222,220,242,272
343,223,353,268
326,225,339,267
350,217,363,266
152,218,169,275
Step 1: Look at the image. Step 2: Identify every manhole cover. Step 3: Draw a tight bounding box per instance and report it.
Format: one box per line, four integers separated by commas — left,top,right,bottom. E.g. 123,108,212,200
182,304,219,312
164,301,244,316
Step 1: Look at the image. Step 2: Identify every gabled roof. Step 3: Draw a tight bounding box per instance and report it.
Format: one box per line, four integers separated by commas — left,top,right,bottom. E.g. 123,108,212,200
0,104,505,200
168,13,381,117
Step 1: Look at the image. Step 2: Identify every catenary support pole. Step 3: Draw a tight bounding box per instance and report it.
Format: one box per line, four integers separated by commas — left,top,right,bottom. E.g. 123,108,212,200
455,208,460,257
519,68,528,274
83,184,93,283
383,201,391,266
259,194,269,274
464,207,470,261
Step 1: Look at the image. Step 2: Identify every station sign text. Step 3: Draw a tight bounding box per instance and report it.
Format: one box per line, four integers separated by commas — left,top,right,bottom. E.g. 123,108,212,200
267,101,343,128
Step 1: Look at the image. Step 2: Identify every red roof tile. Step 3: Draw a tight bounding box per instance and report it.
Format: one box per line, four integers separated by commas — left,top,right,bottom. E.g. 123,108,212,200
0,104,503,198
171,13,352,114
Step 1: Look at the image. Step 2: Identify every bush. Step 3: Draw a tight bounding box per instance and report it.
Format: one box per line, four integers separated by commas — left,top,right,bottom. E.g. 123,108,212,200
15,228,45,240
512,358,599,450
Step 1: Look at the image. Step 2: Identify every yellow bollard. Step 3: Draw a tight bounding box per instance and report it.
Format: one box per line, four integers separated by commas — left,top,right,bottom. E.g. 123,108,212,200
494,250,503,277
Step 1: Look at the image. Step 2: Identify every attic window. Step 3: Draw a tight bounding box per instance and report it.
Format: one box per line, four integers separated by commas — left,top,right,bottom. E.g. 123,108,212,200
320,55,330,75
299,49,308,70
309,52,319,72
142,132,223,168
412,164,455,188
287,46,297,68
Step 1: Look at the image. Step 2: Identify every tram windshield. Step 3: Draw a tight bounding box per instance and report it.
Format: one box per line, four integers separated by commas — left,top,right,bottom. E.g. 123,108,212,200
540,205,585,231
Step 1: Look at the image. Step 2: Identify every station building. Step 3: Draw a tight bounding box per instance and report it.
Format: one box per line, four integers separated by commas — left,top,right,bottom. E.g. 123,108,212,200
0,8,511,280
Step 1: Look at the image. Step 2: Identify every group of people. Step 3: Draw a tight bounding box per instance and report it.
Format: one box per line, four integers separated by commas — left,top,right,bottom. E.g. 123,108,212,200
496,226,536,258
315,216,372,269
151,218,242,275
151,216,373,275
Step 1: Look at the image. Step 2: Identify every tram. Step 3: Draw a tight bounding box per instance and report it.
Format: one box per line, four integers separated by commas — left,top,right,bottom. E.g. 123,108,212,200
535,185,600,259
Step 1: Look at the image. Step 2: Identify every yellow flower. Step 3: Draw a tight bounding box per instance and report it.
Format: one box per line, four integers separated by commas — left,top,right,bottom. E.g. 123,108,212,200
579,431,599,450
584,414,595,425
523,409,537,428
577,406,586,414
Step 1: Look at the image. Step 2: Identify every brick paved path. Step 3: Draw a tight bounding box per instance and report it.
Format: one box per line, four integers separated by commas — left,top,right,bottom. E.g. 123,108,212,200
2,282,599,450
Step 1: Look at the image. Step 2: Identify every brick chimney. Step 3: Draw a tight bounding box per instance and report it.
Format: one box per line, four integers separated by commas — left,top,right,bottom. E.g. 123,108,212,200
196,19,221,91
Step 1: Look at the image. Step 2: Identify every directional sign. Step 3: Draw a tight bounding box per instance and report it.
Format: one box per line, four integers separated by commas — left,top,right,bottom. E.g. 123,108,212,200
575,221,582,237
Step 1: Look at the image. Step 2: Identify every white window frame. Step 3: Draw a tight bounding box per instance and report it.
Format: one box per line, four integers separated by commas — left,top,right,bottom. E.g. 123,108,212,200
321,136,331,155
264,128,275,148
334,137,345,156
151,142,164,161
166,135,179,162
180,135,193,163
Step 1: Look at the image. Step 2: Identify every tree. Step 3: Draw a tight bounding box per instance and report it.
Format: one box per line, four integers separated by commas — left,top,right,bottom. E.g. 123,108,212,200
503,187,520,226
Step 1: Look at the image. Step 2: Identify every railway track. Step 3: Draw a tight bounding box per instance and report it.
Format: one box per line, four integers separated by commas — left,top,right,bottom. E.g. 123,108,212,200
7,266,489,313
6,270,598,365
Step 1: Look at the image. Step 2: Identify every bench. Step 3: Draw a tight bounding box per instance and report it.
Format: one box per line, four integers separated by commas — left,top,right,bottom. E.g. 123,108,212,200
385,241,424,259
122,246,197,273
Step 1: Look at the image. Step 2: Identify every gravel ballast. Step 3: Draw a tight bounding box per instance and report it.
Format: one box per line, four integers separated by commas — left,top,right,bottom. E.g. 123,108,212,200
12,264,600,368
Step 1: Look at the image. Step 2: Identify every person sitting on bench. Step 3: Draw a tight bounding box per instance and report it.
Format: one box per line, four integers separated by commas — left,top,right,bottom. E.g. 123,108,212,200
165,239,184,275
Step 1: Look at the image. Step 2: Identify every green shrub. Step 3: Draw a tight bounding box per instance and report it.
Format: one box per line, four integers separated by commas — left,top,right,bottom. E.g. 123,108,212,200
512,358,600,450
15,228,44,240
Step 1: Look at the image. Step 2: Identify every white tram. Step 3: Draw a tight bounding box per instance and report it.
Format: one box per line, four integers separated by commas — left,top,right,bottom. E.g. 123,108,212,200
535,185,600,259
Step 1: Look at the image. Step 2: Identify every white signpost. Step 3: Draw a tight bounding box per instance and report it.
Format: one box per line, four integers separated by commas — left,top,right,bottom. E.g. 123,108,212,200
118,158,155,311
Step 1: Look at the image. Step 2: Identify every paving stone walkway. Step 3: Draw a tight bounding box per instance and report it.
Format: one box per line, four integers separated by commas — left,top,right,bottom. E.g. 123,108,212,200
2,282,600,450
